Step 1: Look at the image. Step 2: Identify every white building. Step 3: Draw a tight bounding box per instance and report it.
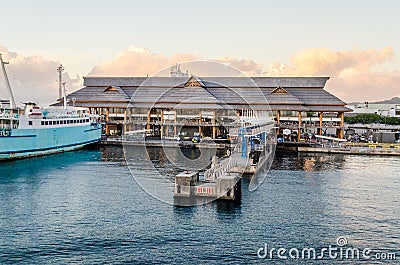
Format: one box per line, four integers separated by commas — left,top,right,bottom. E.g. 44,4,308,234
347,102,400,118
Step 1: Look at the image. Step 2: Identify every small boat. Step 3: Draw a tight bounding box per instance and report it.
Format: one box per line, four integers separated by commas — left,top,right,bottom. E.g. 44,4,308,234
0,53,101,160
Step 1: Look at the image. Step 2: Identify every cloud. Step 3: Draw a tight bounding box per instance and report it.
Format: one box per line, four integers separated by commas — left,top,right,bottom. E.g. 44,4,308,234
328,70,400,103
89,46,200,76
265,46,399,102
90,45,399,102
89,46,265,77
2,44,398,105
215,57,265,76
0,45,80,106
265,46,394,76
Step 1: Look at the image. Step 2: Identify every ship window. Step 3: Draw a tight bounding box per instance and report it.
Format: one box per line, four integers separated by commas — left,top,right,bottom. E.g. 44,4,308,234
86,119,89,122
45,121,48,125
49,121,53,125
41,121,44,125
28,121,33,126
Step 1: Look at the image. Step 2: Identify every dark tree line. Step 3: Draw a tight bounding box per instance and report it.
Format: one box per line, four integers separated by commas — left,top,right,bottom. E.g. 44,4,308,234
345,114,400,125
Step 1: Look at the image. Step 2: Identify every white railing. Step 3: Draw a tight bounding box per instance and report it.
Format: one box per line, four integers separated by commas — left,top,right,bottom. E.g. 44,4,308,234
204,158,237,182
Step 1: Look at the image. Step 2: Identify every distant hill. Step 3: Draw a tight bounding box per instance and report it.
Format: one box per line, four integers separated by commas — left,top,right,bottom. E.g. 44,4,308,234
348,97,400,105
372,97,400,104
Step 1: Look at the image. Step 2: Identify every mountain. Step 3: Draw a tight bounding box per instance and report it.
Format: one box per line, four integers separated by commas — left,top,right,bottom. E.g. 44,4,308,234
372,97,400,104
348,97,400,105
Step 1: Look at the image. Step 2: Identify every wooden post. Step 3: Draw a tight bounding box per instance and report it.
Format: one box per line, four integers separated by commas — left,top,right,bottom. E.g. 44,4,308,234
319,112,323,135
123,109,127,135
198,111,202,135
146,109,151,132
340,112,344,127
174,110,177,136
160,109,164,138
298,111,302,141
276,110,281,136
212,111,216,139
337,112,345,138
105,108,109,135
276,110,281,125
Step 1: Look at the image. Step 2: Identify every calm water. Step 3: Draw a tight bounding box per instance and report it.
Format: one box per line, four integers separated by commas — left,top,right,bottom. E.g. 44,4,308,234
0,146,399,264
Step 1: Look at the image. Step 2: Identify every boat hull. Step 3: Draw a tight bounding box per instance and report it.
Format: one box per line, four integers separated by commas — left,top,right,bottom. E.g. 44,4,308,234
0,124,101,160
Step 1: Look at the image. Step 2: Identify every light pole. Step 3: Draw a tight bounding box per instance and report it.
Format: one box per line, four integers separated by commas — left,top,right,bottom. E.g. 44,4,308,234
56,64,64,99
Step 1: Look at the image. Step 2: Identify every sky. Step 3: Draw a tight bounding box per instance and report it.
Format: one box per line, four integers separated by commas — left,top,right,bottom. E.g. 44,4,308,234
0,0,399,105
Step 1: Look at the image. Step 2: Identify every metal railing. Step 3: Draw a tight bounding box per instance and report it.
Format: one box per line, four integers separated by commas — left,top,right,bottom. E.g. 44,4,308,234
204,157,237,182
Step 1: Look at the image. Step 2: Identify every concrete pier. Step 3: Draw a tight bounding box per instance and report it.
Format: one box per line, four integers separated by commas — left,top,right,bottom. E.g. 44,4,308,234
174,168,242,202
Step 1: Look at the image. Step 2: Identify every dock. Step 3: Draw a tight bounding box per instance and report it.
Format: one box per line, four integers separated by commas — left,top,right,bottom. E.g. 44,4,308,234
173,121,276,206
298,145,400,156
173,155,243,205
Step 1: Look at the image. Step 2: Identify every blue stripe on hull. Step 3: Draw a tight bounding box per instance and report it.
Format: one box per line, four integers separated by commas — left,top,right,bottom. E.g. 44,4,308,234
0,124,101,160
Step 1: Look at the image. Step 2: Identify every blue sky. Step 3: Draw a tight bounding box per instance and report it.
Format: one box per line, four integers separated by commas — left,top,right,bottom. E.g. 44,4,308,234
2,0,398,72
0,0,399,104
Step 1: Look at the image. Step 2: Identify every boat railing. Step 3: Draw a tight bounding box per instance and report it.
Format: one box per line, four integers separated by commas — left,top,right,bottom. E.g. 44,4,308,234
0,128,12,136
0,109,19,119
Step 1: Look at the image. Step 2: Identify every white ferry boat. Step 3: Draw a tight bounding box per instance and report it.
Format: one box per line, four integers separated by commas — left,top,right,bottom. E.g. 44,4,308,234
0,53,101,160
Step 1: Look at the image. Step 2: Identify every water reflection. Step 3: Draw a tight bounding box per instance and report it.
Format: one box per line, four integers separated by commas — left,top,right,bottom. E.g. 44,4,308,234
272,151,347,171
214,200,241,216
97,145,125,162
0,148,102,180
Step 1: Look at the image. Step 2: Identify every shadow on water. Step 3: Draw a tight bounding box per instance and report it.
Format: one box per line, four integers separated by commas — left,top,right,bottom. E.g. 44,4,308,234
0,145,128,182
180,147,201,160
272,151,347,171
0,147,102,180
172,198,242,219
214,200,241,216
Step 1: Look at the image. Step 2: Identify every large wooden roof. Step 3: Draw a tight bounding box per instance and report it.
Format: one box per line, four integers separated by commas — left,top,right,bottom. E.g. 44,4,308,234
63,76,350,112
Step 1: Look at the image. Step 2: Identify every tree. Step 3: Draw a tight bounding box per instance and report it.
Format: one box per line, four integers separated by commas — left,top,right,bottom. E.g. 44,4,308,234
345,114,400,125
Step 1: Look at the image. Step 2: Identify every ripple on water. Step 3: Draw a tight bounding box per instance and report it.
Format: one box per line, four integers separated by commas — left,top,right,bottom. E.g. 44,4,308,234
0,147,399,264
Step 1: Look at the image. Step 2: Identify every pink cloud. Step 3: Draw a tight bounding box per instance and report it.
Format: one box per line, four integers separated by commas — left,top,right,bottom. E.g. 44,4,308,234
265,46,399,102
2,44,398,105
89,46,200,76
0,45,80,106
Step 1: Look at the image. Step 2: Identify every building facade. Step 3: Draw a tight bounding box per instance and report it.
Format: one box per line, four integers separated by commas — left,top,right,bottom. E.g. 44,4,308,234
59,76,351,139
347,102,400,118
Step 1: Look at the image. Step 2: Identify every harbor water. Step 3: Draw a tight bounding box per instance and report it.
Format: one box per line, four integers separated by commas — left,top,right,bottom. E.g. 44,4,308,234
0,146,399,264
